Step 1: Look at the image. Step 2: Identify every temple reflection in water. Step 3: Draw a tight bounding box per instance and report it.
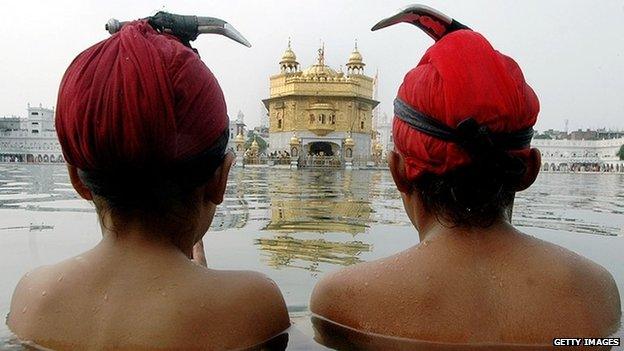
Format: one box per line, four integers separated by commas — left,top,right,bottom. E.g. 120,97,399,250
256,169,379,271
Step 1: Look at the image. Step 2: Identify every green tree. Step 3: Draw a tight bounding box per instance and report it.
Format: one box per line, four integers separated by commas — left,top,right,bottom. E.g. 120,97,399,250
245,135,268,153
617,144,624,160
533,133,552,140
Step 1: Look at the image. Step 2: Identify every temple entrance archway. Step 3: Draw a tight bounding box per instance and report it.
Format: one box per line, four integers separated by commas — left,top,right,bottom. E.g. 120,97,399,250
309,142,334,156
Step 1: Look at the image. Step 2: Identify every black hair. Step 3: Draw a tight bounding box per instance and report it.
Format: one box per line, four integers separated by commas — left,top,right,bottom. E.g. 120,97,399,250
413,148,527,228
77,129,230,235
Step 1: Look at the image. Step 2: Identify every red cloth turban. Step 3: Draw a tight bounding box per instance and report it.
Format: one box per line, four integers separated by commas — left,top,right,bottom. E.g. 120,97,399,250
56,20,228,171
394,30,539,181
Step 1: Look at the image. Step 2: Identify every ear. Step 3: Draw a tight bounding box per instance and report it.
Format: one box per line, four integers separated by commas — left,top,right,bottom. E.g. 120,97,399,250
515,148,541,191
204,152,235,205
388,150,412,194
67,165,93,200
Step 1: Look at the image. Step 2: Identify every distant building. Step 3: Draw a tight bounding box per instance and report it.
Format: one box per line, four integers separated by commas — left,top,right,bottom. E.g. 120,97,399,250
0,104,63,163
263,40,379,161
375,112,393,156
535,128,624,141
227,110,246,151
532,137,624,172
569,129,599,141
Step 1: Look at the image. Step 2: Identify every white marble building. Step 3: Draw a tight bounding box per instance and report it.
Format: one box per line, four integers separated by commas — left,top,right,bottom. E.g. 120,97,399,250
0,104,63,163
532,137,624,172
375,112,393,156
227,110,246,151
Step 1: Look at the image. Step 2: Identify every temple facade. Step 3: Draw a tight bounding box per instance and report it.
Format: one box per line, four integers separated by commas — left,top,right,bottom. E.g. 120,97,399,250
532,137,624,172
263,40,379,164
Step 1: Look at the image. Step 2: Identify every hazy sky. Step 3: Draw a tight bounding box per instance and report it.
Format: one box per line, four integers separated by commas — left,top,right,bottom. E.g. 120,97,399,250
1,0,623,132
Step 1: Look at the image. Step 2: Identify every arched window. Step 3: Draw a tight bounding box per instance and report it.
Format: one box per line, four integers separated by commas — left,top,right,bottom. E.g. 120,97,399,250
278,119,282,129
361,120,365,129
321,114,326,124
309,114,315,124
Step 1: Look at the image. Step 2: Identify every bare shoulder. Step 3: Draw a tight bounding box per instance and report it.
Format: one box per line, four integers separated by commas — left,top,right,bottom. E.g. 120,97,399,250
557,243,621,328
7,264,60,335
310,260,382,326
180,268,290,348
521,235,621,333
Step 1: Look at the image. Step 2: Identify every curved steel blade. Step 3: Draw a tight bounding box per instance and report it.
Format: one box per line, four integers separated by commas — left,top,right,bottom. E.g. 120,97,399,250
371,4,469,41
197,16,252,47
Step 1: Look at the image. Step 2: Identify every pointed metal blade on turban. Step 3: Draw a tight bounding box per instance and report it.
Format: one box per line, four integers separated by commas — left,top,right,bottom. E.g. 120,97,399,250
195,16,251,47
371,4,470,41
105,11,251,47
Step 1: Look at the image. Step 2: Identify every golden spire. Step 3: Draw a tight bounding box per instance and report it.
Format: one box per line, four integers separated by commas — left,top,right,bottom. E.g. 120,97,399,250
317,41,325,66
280,37,299,72
347,39,365,74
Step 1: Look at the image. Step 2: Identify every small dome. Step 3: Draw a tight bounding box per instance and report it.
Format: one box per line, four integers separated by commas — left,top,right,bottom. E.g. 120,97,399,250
280,38,299,68
280,48,297,63
290,133,300,144
344,133,355,146
348,50,363,65
235,132,245,143
346,40,365,71
251,137,259,149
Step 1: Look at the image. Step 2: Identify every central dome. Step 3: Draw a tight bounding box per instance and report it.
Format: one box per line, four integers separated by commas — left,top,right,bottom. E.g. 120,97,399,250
302,64,338,77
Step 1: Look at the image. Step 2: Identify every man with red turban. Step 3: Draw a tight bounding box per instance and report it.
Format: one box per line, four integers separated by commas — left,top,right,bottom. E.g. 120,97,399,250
8,17,290,350
311,5,620,348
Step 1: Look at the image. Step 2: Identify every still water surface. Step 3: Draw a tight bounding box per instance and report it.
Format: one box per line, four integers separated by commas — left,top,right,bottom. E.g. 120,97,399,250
0,165,622,349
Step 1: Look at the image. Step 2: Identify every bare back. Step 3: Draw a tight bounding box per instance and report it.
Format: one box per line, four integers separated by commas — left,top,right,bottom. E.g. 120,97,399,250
8,243,290,350
311,228,621,345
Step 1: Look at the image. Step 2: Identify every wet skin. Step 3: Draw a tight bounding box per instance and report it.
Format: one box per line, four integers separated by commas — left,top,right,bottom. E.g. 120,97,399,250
8,154,291,350
311,150,621,345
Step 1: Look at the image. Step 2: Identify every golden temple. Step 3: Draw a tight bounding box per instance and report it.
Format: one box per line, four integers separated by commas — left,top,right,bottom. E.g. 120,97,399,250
262,39,379,162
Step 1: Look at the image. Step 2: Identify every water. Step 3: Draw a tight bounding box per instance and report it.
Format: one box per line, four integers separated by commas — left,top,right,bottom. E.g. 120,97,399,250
0,164,622,350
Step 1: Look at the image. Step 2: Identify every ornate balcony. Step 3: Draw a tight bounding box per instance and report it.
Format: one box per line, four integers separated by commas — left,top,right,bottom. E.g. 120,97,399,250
307,102,336,136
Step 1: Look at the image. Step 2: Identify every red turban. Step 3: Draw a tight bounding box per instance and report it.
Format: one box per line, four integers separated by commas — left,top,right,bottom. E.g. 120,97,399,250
56,20,228,171
394,30,539,181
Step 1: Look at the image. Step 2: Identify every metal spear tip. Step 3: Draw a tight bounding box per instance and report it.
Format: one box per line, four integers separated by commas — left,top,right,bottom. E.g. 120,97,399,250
371,4,468,42
197,16,251,47
372,4,451,31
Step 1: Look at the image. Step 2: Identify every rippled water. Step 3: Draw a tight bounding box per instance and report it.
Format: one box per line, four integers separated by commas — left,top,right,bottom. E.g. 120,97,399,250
0,164,622,350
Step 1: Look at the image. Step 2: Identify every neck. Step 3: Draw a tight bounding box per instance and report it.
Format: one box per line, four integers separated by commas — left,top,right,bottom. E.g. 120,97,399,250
98,216,196,258
416,215,514,243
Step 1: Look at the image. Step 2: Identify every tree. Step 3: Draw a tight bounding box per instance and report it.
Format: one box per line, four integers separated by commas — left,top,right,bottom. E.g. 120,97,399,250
245,135,268,153
617,144,624,160
533,133,552,140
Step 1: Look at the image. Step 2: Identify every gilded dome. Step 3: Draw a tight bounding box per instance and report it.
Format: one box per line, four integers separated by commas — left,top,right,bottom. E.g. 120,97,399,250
234,132,245,143
251,136,259,149
348,50,363,65
302,64,338,77
279,39,299,70
346,40,365,70
280,48,297,64
344,133,355,146
290,133,300,144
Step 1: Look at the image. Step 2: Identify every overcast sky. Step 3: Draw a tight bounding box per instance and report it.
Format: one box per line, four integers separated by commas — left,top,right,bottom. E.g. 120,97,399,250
1,0,623,132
